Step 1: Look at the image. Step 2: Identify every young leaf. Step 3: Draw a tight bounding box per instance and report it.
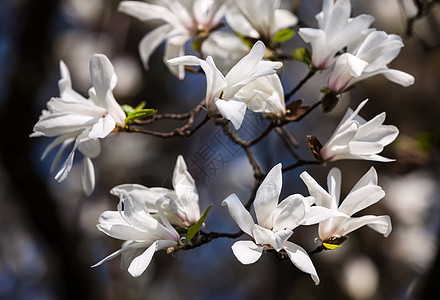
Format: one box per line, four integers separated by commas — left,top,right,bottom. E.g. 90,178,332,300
292,48,312,66
134,101,146,110
124,109,157,125
121,104,136,115
186,205,212,245
273,29,295,43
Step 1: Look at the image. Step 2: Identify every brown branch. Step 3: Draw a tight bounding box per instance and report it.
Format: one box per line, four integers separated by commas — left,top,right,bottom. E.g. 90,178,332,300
282,160,321,173
183,230,243,250
275,126,301,160
123,106,208,138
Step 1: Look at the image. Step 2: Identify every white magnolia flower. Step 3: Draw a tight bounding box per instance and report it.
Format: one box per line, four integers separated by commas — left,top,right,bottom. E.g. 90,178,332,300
93,195,181,277
31,54,126,196
168,41,283,129
226,0,298,42
110,155,201,228
234,74,286,117
118,0,227,79
298,0,374,69
320,99,399,162
222,164,346,285
327,30,415,93
300,167,392,248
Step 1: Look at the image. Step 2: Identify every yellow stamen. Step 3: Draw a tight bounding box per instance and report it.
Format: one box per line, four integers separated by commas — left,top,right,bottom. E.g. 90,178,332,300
323,243,342,250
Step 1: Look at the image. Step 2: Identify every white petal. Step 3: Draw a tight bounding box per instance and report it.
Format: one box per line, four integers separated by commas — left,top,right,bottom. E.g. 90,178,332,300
91,241,149,268
78,138,101,158
81,157,95,196
221,194,254,236
89,54,126,124
164,35,188,80
283,241,319,285
139,24,173,69
380,69,415,87
327,168,342,209
273,9,298,33
300,171,332,208
127,241,158,277
215,98,247,130
254,163,282,228
338,215,392,237
253,225,292,251
273,194,306,231
172,155,200,224
338,186,385,216
231,240,263,264
97,211,153,241
89,114,116,139
303,206,348,226
54,138,80,182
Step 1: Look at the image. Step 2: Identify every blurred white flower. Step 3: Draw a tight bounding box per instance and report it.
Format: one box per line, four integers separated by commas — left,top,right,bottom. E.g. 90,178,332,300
342,256,379,300
201,31,249,74
299,0,374,69
222,164,345,284
320,99,399,162
31,54,126,196
226,0,297,42
110,155,201,228
93,195,180,277
327,31,415,93
168,41,282,129
118,0,228,79
300,167,392,249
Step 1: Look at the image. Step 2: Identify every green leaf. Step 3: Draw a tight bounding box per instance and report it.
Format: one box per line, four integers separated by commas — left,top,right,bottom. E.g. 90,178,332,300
273,29,295,43
320,87,330,94
192,38,202,52
292,48,312,66
124,109,157,125
121,104,136,115
134,101,146,110
186,205,212,245
235,33,254,49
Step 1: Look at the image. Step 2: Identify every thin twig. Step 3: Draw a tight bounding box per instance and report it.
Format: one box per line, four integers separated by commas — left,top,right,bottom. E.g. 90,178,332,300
275,126,301,160
285,68,317,104
292,99,323,123
183,230,243,250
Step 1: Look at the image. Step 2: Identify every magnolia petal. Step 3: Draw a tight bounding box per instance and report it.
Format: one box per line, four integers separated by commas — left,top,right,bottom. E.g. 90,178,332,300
164,35,188,80
54,139,80,182
231,240,263,264
303,206,348,226
221,194,254,236
338,215,392,237
253,225,292,251
33,112,99,137
91,241,149,268
88,114,116,139
225,40,266,88
118,1,172,22
89,54,126,124
215,98,247,130
381,69,415,87
338,185,385,216
97,211,153,241
283,241,320,285
273,9,298,33
139,24,173,69
300,171,333,208
273,194,307,231
49,138,76,173
172,155,200,224
327,168,342,209
349,167,378,193
78,138,101,158
81,157,95,196
254,163,283,229
127,241,158,277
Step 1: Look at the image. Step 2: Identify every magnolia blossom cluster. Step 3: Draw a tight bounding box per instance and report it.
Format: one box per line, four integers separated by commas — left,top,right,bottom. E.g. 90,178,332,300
29,0,415,286
298,0,414,93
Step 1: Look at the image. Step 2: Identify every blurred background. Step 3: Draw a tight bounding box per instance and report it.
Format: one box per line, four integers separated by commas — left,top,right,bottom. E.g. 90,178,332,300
0,0,439,299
